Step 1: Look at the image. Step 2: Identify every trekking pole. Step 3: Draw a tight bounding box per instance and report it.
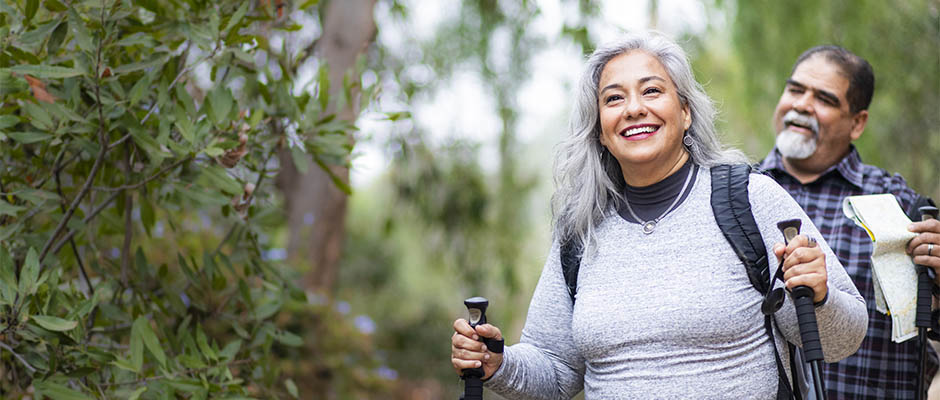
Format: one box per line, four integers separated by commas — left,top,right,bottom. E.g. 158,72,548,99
915,206,938,400
460,297,495,400
777,219,826,400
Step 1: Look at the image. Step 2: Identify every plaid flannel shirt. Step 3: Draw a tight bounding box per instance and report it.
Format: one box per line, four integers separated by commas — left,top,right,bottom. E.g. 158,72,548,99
760,146,937,399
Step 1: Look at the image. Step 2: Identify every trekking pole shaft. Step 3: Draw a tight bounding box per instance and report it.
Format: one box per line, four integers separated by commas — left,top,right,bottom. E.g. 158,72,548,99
809,361,825,399
914,206,938,400
461,376,484,400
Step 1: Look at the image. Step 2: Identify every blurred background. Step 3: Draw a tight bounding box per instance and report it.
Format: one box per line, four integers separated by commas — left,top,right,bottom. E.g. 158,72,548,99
2,0,936,398
323,0,940,398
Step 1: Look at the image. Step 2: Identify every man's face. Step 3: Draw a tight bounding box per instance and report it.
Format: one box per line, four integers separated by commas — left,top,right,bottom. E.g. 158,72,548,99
771,55,867,177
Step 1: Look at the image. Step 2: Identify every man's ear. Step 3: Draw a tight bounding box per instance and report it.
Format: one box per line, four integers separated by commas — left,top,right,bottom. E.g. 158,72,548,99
849,110,868,141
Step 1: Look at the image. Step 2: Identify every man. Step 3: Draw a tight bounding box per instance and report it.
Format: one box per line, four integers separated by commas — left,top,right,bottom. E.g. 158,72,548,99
759,45,940,399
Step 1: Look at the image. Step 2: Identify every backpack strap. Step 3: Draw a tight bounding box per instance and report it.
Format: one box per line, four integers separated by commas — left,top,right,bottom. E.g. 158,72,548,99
710,164,770,294
711,164,797,400
560,238,582,303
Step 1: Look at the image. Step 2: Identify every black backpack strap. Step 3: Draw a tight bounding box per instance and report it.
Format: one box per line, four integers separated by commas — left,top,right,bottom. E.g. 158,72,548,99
560,238,582,303
710,164,770,294
712,164,797,399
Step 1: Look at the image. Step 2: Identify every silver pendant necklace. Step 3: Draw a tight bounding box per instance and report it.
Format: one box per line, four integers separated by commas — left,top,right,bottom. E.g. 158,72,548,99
623,164,696,234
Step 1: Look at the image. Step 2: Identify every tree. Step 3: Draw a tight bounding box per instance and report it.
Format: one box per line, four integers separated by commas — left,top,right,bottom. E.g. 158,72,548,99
0,0,378,398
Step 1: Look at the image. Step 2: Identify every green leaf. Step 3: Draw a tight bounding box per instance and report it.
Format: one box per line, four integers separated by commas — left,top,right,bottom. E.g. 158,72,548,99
223,1,250,35
131,129,168,162
34,380,94,400
129,320,144,372
290,145,309,174
203,146,224,157
19,21,60,52
7,131,52,144
218,339,241,361
32,315,78,331
0,70,29,95
111,356,140,373
115,32,156,48
17,248,40,296
23,101,54,131
275,330,303,347
68,8,94,51
199,165,241,196
298,0,320,10
0,201,26,217
127,75,150,108
9,65,84,78
113,53,169,75
317,64,330,111
44,0,67,12
285,379,299,399
207,86,234,126
0,247,16,306
47,21,69,55
24,0,39,25
196,326,217,361
253,300,281,321
127,387,148,400
133,316,167,367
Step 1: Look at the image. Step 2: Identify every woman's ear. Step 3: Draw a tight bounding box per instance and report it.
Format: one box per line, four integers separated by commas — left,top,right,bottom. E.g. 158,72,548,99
682,104,692,131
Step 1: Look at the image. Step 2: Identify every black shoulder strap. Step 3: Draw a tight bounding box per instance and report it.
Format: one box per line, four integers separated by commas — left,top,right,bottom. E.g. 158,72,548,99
560,238,581,303
710,164,770,295
712,164,798,400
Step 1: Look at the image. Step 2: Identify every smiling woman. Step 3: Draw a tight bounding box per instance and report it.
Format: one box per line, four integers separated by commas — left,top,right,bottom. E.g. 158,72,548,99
448,30,868,399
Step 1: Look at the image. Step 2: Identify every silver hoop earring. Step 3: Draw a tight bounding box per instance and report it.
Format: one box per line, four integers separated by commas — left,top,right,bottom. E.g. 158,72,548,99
683,134,694,147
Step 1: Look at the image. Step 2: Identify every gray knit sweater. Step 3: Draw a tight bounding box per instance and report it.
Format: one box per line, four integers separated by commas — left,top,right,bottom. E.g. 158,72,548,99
485,167,867,399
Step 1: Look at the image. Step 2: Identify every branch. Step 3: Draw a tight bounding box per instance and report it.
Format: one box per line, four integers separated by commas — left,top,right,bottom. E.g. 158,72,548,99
39,2,113,265
0,341,37,374
54,161,95,299
46,191,121,261
93,156,190,192
38,142,108,264
120,142,133,287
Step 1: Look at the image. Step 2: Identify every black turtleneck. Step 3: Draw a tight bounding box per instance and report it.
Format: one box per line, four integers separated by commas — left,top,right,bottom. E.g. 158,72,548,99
617,158,698,223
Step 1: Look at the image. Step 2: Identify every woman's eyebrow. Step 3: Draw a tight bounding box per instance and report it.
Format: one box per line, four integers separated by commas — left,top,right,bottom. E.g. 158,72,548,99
599,76,665,93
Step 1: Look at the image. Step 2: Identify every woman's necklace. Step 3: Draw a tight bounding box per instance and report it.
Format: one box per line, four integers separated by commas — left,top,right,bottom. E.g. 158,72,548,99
623,164,696,234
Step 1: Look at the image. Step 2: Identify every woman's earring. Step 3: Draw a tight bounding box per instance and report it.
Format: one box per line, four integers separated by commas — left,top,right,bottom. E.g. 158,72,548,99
683,133,694,147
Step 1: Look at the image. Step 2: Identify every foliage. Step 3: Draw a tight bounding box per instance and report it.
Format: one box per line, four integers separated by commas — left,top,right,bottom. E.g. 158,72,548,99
0,0,380,398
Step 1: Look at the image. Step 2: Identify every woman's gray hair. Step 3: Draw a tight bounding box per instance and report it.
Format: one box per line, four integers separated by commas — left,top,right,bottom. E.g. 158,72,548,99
552,30,748,253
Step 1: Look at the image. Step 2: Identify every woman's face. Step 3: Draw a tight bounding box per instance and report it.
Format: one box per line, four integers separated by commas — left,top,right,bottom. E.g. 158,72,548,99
597,50,691,184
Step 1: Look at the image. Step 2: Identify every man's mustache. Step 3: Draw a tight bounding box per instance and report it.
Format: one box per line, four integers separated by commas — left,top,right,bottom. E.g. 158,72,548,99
782,110,819,136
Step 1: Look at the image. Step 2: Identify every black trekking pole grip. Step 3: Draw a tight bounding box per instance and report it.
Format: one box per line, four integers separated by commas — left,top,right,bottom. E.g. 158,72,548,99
460,297,489,400
791,286,824,362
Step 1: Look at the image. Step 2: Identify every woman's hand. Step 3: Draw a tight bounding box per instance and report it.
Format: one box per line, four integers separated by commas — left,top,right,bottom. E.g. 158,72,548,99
773,234,828,304
451,318,504,380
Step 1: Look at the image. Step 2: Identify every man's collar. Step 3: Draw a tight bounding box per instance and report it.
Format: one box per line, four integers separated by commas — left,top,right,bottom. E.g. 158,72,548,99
760,145,864,188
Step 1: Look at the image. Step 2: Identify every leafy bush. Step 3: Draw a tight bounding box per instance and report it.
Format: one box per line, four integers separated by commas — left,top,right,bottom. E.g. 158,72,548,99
0,0,372,398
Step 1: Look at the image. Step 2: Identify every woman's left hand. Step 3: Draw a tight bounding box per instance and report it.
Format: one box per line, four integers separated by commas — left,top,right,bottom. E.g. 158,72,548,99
773,234,828,304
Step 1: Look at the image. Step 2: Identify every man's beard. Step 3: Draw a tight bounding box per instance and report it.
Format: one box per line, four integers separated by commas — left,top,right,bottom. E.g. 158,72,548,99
776,110,818,159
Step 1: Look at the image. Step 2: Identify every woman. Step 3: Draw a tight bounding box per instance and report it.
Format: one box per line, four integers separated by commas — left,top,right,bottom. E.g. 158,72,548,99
450,31,867,399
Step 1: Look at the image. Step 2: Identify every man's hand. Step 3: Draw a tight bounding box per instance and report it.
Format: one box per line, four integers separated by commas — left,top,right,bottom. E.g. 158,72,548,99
773,234,828,304
907,219,940,284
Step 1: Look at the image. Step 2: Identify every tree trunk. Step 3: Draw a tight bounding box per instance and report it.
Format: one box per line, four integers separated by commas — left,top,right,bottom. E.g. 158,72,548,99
276,0,376,295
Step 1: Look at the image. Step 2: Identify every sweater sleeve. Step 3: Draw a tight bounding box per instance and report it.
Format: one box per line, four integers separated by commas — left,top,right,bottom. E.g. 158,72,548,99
484,240,586,399
747,174,868,362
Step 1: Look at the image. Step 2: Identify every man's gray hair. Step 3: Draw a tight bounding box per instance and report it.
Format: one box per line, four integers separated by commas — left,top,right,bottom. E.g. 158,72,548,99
552,30,748,253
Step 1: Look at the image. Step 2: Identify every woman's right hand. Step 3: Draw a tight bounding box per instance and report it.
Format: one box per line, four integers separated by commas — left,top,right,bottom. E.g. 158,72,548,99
451,318,504,380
